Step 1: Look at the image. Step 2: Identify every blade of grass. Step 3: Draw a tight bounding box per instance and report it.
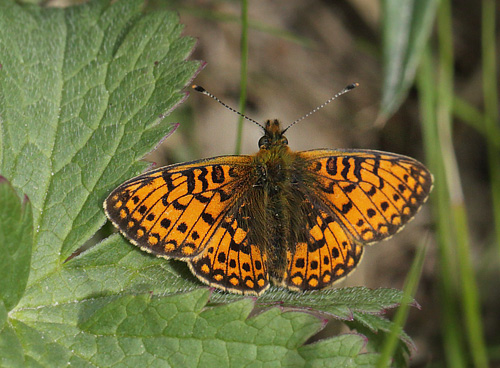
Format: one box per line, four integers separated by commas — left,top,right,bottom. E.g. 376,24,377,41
378,0,437,124
234,0,248,155
453,96,500,147
418,47,467,368
376,238,428,367
481,0,500,256
437,1,489,366
455,206,490,368
177,6,313,48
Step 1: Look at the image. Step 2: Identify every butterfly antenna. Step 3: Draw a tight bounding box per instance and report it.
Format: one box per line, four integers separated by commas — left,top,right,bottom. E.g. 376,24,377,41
192,85,264,130
282,83,359,134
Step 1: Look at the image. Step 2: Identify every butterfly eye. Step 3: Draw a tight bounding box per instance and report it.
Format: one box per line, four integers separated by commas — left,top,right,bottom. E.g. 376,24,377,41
282,136,288,145
258,136,269,148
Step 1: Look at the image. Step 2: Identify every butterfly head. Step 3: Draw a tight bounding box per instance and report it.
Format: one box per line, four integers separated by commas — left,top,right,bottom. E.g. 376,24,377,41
258,119,288,149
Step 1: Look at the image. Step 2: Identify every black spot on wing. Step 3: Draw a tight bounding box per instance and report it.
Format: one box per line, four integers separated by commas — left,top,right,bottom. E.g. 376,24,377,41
198,167,209,191
212,165,225,184
326,157,337,176
341,157,350,179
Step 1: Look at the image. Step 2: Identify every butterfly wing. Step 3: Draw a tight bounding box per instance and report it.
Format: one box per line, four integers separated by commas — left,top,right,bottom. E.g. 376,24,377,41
282,197,363,291
104,155,270,295
300,149,433,244
104,156,253,259
188,208,269,295
282,149,432,291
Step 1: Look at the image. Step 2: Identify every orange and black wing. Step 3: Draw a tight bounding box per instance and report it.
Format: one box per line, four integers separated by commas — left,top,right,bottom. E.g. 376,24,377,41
300,149,433,245
282,149,432,291
104,156,253,259
283,197,363,291
188,207,269,295
104,156,270,295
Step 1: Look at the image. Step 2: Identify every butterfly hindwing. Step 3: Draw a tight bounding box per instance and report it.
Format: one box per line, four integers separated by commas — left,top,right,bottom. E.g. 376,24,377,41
282,197,363,291
104,156,253,259
189,212,269,295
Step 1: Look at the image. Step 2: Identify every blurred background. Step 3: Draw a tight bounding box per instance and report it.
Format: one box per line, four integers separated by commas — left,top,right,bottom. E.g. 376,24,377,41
140,0,498,366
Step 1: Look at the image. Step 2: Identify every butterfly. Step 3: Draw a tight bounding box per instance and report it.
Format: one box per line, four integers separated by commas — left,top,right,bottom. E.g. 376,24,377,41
104,84,433,296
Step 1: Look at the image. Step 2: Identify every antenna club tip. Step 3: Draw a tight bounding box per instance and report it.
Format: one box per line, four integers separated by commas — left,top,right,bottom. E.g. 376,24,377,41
192,84,205,92
346,82,359,91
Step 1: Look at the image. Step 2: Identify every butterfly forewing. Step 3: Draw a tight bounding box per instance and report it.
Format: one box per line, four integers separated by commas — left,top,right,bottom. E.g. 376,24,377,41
104,157,253,259
301,149,433,244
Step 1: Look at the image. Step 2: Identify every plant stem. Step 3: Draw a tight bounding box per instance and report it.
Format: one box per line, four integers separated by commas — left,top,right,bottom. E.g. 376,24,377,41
235,0,249,155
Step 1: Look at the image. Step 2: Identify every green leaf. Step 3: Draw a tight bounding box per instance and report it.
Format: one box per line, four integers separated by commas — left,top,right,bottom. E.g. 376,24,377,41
13,289,379,367
0,178,32,367
0,308,25,368
378,0,438,122
298,334,380,367
0,0,198,287
350,312,414,349
0,177,33,311
346,313,413,367
253,287,414,320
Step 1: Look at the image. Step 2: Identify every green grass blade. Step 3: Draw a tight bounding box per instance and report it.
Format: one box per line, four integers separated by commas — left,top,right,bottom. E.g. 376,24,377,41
437,1,489,366
454,206,490,368
376,238,428,367
177,6,312,47
234,0,249,155
378,0,438,123
418,47,468,368
453,96,500,147
481,0,500,256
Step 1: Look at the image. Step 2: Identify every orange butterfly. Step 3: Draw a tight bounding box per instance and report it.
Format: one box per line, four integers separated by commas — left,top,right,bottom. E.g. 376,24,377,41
104,84,433,295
